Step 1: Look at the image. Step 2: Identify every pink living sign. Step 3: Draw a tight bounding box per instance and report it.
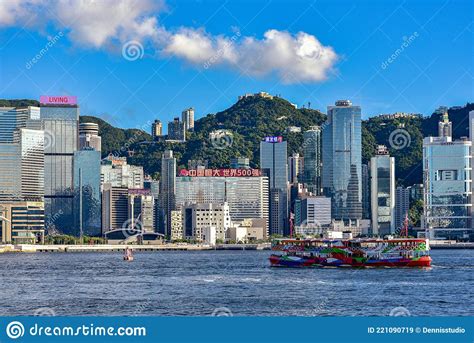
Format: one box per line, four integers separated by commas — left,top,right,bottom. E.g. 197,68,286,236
40,95,77,105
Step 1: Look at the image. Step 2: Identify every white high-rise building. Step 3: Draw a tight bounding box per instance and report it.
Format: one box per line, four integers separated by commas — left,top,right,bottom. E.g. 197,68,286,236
424,112,472,240
100,156,144,189
182,107,195,131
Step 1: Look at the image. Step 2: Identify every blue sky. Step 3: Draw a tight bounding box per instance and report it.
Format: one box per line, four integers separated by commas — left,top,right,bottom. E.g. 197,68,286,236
0,0,472,130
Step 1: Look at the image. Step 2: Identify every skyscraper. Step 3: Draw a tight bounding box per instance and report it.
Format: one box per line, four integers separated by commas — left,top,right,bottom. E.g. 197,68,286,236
181,107,195,131
424,113,472,240
362,164,370,219
395,186,410,231
40,98,79,234
0,107,44,202
322,100,362,221
370,145,395,236
74,149,101,236
159,150,176,236
260,137,288,235
288,153,303,185
303,126,321,194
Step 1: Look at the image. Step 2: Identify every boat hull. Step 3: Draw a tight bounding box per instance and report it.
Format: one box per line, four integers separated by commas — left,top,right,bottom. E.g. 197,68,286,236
269,255,431,268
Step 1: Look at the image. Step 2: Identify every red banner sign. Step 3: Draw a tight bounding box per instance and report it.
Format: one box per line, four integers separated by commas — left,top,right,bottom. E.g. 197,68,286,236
179,168,262,177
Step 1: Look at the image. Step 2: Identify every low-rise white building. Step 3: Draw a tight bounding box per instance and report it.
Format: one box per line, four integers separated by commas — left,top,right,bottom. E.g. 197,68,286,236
182,202,231,242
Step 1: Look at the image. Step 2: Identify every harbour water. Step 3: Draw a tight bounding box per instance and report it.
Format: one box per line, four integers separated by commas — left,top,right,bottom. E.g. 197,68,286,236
0,249,472,316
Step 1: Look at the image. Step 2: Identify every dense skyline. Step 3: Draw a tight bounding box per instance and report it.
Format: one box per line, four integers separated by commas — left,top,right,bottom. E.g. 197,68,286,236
0,0,472,131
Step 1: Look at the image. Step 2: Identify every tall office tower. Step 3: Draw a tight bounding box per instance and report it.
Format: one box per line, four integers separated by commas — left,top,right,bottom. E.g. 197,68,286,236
288,153,303,185
101,184,128,233
40,98,79,233
361,164,370,219
73,149,101,236
151,119,163,139
230,157,250,169
100,156,144,189
181,107,195,131
260,138,289,235
0,106,40,142
144,178,160,232
0,107,44,202
159,150,176,236
322,100,362,221
128,191,155,233
303,126,321,194
424,124,472,240
370,145,395,236
438,111,452,138
167,117,186,141
395,186,410,231
79,122,101,152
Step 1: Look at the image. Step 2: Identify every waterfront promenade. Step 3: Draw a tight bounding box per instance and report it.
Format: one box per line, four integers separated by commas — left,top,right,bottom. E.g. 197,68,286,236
0,243,272,253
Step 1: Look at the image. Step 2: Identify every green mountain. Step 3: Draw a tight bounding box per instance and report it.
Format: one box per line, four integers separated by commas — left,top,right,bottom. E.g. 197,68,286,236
3,97,474,187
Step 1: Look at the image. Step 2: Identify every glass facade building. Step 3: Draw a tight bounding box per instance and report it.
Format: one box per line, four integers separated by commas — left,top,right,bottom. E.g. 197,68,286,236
423,136,472,240
303,127,322,194
370,147,395,236
0,107,44,202
40,105,79,233
159,150,176,236
322,100,362,221
260,140,288,235
74,149,101,236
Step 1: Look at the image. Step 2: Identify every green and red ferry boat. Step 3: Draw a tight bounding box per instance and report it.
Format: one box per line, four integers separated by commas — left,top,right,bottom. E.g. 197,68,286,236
269,238,432,268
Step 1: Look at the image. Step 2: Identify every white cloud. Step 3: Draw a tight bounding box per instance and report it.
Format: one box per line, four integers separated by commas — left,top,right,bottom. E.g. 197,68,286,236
163,28,338,83
0,0,338,83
